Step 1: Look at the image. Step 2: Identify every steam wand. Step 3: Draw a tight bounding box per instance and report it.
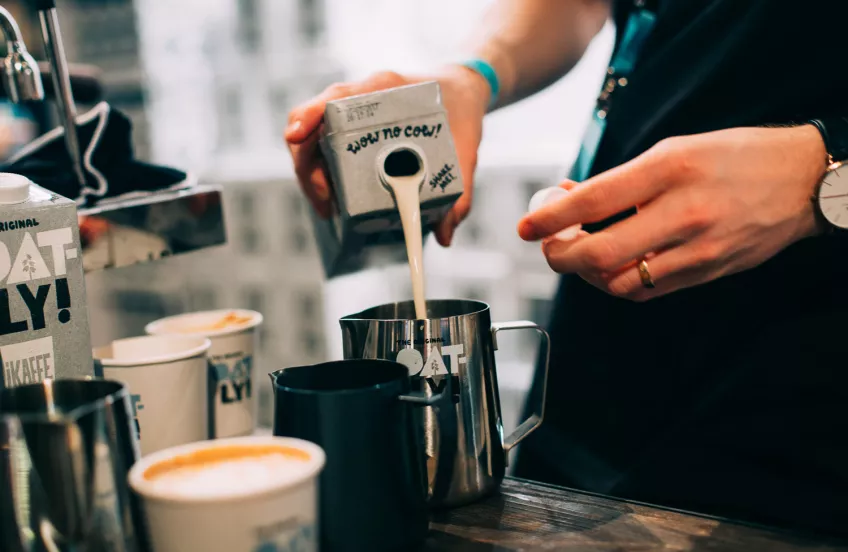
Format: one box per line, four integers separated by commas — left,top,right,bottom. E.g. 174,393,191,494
35,0,86,190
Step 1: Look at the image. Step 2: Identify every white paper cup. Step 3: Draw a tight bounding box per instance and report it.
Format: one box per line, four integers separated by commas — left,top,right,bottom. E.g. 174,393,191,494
94,335,212,456
129,436,324,552
145,309,263,439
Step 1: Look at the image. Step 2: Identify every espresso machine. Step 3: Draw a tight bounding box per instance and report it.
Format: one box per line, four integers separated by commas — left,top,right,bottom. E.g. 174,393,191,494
0,4,225,549
0,0,227,273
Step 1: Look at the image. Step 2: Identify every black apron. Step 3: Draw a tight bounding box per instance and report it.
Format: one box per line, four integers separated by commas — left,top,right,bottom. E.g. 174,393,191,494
514,0,848,537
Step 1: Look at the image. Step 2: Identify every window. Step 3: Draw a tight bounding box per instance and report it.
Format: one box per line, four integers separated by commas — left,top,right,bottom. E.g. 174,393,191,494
301,329,323,358
299,0,324,46
239,227,262,255
222,87,242,117
189,288,218,311
464,221,481,244
74,3,139,61
287,192,305,219
237,0,262,53
258,325,270,351
242,287,266,313
290,227,309,254
115,290,170,314
217,87,243,148
298,293,318,320
271,87,291,133
234,190,255,218
242,286,269,346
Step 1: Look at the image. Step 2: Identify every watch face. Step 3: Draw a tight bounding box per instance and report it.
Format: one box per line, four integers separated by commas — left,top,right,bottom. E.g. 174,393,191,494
818,162,848,229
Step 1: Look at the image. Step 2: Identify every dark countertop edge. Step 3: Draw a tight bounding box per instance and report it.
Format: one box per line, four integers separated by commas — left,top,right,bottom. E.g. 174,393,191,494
501,476,848,546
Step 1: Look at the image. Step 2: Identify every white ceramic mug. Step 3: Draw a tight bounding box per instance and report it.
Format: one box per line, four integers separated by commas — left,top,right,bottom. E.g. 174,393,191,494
129,436,325,552
94,335,212,456
145,309,263,439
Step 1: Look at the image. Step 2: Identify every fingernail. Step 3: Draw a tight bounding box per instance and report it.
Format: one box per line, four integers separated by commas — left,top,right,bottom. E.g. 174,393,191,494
555,225,581,241
286,120,302,137
315,184,330,201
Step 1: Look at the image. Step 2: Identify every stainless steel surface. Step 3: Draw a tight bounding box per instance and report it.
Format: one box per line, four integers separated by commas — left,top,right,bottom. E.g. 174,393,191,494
38,7,86,188
491,320,550,453
79,184,227,272
0,6,45,103
340,299,551,507
0,378,147,552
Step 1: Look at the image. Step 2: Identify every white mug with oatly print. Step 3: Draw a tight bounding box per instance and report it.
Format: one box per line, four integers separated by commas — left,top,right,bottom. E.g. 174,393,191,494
146,309,263,438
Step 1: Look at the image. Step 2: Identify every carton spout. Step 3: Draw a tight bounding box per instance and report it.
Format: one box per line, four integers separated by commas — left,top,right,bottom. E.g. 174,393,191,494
378,145,427,195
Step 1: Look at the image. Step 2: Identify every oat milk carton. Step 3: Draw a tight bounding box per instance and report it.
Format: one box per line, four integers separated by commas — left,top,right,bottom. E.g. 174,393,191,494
0,173,93,389
313,81,464,277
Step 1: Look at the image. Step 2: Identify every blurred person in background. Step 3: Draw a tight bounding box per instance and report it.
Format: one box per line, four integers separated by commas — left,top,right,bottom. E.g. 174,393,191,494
287,0,848,536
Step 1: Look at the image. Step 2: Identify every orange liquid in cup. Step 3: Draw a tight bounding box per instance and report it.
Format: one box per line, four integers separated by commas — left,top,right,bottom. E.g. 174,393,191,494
178,312,254,334
143,444,313,499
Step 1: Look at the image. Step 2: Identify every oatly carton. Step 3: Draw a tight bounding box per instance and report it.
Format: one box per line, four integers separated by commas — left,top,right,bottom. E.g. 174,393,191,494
313,81,464,277
0,173,93,389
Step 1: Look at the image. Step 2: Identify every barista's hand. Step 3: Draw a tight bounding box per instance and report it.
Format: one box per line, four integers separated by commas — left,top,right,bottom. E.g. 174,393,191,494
518,125,828,301
285,66,489,246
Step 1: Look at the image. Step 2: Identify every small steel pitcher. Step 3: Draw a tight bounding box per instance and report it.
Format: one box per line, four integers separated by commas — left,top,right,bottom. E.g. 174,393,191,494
0,378,147,552
340,299,551,507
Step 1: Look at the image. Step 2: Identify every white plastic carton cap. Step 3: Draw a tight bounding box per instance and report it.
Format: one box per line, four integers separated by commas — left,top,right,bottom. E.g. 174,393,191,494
0,173,32,204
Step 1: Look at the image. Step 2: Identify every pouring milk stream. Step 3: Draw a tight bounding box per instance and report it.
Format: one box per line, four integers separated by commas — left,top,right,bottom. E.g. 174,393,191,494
384,153,581,320
381,148,428,320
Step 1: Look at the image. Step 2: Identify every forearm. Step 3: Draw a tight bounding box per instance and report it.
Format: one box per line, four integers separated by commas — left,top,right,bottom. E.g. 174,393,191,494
460,0,611,109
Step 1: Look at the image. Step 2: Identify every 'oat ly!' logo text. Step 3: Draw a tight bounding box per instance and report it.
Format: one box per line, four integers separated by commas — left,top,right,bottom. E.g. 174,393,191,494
0,227,78,336
130,394,145,440
212,354,252,404
396,342,465,400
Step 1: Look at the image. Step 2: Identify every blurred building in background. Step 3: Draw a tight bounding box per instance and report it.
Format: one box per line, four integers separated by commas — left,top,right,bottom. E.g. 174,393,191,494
11,0,614,431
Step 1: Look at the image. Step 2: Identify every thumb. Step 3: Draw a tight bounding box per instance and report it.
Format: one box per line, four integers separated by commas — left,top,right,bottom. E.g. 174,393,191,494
285,103,324,145
286,83,355,144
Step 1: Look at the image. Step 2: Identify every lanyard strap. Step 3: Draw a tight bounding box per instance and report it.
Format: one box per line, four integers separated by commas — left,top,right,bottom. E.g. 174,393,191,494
570,6,657,182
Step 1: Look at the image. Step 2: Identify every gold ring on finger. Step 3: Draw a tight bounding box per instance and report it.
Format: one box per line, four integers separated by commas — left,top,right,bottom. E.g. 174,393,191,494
638,259,656,289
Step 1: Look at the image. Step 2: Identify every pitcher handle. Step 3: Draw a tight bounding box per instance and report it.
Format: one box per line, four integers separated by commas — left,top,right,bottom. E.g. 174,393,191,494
491,320,551,454
398,361,458,505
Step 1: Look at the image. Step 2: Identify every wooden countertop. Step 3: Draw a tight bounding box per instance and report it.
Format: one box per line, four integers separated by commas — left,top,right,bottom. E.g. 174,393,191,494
425,478,848,551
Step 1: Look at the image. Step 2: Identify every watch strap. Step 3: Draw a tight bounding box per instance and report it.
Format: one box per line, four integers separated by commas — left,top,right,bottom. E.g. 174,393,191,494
809,117,848,163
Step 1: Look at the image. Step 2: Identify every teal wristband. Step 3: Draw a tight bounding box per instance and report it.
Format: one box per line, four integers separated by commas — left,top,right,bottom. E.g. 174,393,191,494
460,59,500,109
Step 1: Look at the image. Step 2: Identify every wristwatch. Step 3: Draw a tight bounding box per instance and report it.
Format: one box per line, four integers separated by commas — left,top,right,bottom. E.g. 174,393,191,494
810,117,848,232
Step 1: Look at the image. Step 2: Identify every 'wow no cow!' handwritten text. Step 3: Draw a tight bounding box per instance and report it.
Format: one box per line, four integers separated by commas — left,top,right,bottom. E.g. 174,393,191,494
346,124,442,155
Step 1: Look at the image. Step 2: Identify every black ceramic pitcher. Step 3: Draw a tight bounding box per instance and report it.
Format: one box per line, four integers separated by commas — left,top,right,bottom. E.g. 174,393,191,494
270,359,452,552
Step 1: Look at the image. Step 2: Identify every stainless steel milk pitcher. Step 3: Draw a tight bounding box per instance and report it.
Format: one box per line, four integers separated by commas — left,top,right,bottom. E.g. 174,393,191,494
313,82,464,277
0,378,147,552
340,299,551,507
